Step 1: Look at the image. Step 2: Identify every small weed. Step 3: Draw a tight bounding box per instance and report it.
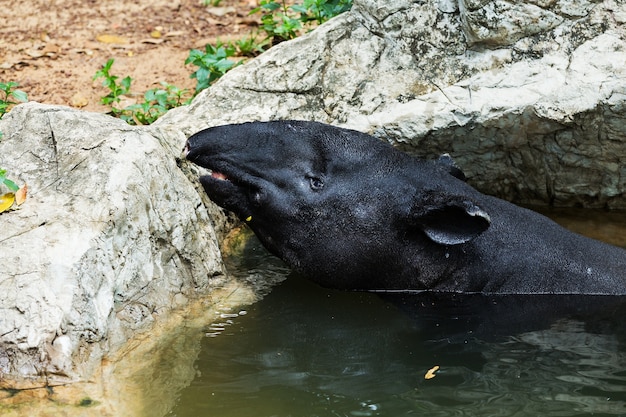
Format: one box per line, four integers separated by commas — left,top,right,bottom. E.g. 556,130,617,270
250,0,352,44
0,168,19,192
251,0,303,43
185,42,242,94
121,82,191,125
0,81,28,189
92,59,132,106
93,60,191,125
233,33,268,57
202,0,222,5
298,0,353,25
0,82,28,120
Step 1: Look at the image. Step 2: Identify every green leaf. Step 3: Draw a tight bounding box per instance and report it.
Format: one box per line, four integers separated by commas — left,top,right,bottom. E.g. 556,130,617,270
11,90,28,103
261,1,281,11
291,4,308,13
120,76,132,92
1,175,19,192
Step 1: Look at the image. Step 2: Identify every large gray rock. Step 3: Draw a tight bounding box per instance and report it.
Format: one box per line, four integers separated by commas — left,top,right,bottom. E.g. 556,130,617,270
0,103,228,390
158,0,626,208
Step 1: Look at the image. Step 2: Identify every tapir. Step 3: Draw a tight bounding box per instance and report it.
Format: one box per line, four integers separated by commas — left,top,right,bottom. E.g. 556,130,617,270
185,120,626,295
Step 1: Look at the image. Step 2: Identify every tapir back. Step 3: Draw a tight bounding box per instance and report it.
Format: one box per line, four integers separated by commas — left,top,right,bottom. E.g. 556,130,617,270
457,194,626,294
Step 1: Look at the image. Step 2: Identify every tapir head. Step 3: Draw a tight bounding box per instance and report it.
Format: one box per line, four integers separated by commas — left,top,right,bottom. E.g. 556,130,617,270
185,121,491,289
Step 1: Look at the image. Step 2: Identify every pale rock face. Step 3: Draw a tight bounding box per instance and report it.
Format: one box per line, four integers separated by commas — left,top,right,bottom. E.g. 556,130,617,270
158,0,626,208
0,103,226,389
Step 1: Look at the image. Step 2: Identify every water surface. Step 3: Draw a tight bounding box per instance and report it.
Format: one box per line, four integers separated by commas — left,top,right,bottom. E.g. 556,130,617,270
169,209,626,417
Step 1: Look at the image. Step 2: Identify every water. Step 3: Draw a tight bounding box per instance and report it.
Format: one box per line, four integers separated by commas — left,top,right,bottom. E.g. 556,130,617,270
169,209,626,417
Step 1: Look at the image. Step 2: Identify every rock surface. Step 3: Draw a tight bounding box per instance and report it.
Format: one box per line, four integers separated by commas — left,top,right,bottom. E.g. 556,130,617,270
0,102,229,390
158,0,626,208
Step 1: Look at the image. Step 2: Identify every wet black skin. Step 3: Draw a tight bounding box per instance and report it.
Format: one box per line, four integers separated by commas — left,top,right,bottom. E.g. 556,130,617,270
185,120,626,295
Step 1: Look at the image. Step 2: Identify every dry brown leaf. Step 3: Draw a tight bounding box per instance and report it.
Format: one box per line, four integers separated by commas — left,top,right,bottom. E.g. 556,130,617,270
26,49,45,58
140,38,165,45
15,184,27,206
424,365,439,380
164,31,185,37
0,193,15,213
70,92,89,108
206,6,236,17
205,17,227,26
96,34,129,44
0,61,17,70
42,43,60,54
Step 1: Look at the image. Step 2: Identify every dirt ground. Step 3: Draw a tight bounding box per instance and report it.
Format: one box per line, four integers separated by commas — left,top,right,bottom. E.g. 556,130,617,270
0,0,260,114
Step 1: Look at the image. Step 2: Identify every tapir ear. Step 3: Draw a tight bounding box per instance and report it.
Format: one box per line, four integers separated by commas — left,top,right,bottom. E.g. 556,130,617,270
408,192,491,245
437,154,466,181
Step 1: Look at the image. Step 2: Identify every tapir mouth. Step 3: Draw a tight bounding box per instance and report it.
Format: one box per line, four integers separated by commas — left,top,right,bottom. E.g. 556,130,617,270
195,168,231,187
198,165,244,191
184,141,235,184
210,171,229,181
196,166,255,218
184,140,262,218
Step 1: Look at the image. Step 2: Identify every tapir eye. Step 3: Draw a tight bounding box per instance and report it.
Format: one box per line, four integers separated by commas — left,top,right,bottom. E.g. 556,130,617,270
309,176,324,191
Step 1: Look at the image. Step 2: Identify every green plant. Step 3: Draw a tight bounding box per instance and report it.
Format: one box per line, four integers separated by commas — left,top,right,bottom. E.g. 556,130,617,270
251,0,303,43
92,1,353,124
0,82,28,119
92,59,132,106
121,82,191,125
250,0,352,44
185,42,242,94
93,60,191,125
0,82,28,200
296,0,353,25
0,168,19,193
233,33,268,57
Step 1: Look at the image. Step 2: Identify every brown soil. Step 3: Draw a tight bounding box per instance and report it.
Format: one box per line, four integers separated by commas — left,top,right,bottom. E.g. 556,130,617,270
0,0,260,114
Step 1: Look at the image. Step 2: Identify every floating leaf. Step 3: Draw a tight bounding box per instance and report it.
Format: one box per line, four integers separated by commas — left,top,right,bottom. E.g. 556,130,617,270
0,192,15,213
15,184,27,205
245,216,252,222
424,365,439,380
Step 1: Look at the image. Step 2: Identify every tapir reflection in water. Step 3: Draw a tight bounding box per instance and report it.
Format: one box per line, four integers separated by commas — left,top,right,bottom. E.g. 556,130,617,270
185,120,626,295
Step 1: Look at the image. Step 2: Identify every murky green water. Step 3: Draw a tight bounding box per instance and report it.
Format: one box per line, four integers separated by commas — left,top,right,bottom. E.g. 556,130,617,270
169,209,626,417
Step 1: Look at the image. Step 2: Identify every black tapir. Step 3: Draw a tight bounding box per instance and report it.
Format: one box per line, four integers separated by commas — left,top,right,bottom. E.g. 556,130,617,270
185,120,626,295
